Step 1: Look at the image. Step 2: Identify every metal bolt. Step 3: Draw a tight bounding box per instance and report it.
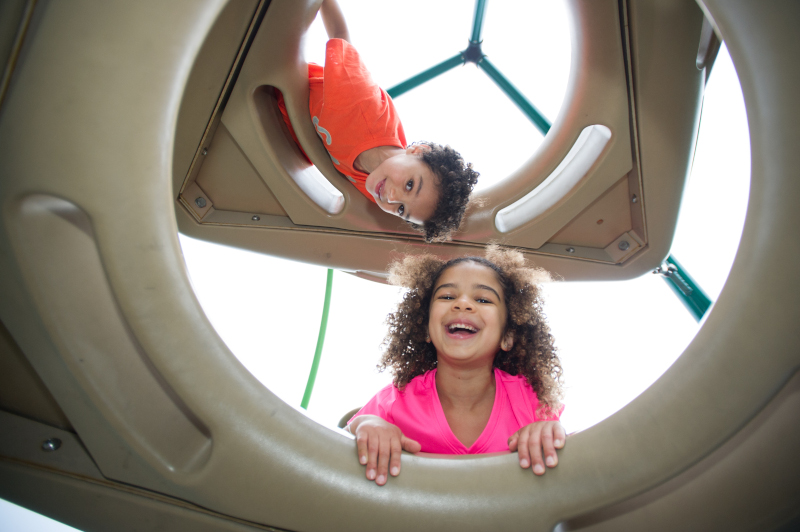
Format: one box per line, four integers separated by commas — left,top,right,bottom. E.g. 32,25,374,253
618,241,630,251
566,247,575,253
251,215,260,221
42,438,62,452
631,194,638,203
202,148,208,156
195,197,207,208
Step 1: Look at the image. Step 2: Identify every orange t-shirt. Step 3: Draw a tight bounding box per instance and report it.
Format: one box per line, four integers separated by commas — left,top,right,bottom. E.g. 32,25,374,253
277,39,407,203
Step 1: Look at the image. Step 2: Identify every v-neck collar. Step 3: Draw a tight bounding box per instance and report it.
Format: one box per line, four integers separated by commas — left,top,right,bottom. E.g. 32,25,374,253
431,368,506,454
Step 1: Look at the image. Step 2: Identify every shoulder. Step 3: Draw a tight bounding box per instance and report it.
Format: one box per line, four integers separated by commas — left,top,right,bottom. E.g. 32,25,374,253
402,369,437,395
494,368,561,421
374,381,400,404
495,367,530,388
390,370,437,405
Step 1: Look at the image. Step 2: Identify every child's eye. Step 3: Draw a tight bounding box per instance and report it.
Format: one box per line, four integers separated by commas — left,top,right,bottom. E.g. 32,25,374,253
398,204,405,215
405,179,413,191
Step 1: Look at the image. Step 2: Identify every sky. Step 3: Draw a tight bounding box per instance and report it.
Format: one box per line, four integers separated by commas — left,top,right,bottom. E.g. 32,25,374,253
1,1,751,530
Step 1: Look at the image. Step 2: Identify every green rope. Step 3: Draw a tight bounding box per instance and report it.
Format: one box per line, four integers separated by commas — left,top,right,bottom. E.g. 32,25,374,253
301,268,333,409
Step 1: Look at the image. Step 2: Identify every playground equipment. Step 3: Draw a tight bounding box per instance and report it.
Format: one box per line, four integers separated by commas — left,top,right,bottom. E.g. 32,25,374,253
0,0,798,530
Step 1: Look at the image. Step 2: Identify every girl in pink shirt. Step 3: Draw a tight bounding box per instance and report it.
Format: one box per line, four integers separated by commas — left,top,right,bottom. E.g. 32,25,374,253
347,246,565,486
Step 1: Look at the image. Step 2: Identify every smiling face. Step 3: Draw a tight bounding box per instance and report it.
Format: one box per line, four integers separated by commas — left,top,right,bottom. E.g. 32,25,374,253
364,146,440,225
427,261,512,370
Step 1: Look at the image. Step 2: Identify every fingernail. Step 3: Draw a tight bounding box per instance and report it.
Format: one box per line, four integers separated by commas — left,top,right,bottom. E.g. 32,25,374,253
377,475,386,485
534,464,545,475
391,466,399,476
546,456,555,467
360,455,367,465
367,469,376,480
555,439,563,447
520,459,529,468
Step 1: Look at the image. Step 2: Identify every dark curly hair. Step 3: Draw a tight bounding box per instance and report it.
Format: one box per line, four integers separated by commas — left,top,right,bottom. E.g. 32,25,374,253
378,245,564,414
409,141,479,242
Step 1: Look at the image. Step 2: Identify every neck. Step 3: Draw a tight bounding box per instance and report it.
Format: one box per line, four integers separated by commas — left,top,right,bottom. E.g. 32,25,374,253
354,145,404,173
435,362,496,411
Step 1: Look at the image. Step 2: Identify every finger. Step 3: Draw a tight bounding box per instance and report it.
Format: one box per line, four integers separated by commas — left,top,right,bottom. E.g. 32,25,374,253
527,428,546,475
389,438,403,477
516,429,532,469
553,423,567,449
401,436,421,454
375,437,391,485
507,431,519,452
366,433,380,481
355,432,369,467
540,424,558,468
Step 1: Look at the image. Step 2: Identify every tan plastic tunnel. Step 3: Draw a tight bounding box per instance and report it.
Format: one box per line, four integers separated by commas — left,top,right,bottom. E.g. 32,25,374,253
0,1,798,531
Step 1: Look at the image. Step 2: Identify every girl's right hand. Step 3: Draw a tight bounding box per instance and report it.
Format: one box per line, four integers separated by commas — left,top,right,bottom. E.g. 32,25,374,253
347,415,421,485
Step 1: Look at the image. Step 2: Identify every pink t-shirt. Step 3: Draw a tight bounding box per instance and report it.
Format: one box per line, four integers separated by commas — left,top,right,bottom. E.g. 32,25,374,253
349,368,561,455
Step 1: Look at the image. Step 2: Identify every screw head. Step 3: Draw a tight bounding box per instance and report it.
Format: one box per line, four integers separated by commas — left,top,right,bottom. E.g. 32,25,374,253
618,240,630,251
202,148,208,156
251,215,260,221
42,438,62,452
566,247,575,253
195,197,207,208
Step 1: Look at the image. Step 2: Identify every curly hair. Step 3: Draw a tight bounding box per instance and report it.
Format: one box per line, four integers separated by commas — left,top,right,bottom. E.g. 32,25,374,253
379,245,564,414
408,141,479,242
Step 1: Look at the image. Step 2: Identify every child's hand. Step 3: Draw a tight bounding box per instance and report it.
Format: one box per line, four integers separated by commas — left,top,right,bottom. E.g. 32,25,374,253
348,415,421,486
507,421,566,475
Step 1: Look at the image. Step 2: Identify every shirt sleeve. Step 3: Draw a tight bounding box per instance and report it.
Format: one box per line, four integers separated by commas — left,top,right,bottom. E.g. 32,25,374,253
347,384,397,426
321,39,383,113
501,370,563,423
531,387,564,422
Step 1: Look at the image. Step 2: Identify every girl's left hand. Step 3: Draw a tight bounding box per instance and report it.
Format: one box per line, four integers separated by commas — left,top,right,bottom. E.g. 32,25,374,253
507,421,566,475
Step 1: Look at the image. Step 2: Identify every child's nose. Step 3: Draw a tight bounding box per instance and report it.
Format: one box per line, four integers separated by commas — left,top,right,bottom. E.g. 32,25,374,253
453,297,473,311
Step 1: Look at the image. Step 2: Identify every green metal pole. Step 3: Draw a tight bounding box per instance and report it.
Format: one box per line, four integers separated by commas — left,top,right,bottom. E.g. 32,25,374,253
387,53,465,99
477,57,551,135
301,268,333,409
656,255,712,322
470,0,489,44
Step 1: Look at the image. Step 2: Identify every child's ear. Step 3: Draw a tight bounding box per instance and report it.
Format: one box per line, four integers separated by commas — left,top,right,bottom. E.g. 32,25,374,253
406,143,432,156
501,333,514,352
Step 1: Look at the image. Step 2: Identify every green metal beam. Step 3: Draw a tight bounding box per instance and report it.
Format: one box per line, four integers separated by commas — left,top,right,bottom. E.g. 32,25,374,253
477,57,551,135
387,53,464,99
656,255,712,322
301,268,334,409
470,0,489,44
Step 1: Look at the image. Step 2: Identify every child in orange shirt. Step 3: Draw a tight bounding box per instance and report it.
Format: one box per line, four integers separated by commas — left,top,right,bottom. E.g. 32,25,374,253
277,0,479,242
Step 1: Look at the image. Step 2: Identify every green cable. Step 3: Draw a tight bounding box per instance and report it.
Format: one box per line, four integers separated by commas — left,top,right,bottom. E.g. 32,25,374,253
301,268,333,410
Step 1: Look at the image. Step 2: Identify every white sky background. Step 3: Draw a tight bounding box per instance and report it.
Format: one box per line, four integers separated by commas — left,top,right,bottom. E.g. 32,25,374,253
2,2,751,529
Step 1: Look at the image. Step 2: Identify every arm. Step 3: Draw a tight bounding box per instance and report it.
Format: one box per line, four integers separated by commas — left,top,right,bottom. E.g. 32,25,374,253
347,415,421,486
320,0,350,42
507,420,566,475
